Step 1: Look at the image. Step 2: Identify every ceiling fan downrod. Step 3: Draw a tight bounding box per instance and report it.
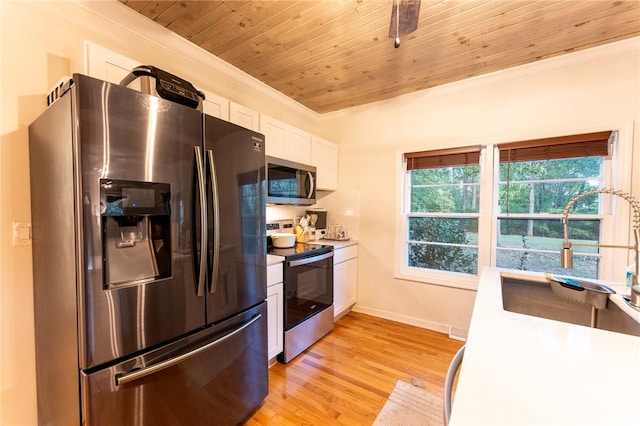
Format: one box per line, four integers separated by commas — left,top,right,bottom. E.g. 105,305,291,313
389,0,421,49
394,0,401,48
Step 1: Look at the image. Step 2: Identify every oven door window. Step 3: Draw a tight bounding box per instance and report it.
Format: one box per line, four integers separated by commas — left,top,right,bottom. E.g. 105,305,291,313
284,256,333,330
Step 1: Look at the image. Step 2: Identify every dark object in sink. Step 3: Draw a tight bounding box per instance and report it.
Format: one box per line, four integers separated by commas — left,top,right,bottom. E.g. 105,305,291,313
545,274,615,310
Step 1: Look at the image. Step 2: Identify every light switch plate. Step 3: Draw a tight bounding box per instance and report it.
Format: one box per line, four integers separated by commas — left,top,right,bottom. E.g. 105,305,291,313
13,222,32,246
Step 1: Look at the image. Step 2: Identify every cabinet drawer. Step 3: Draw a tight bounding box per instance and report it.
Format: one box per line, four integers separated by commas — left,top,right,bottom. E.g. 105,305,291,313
334,245,358,264
267,263,283,286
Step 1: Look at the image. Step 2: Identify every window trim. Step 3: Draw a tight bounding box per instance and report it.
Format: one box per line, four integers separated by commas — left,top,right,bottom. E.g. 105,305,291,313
492,137,615,280
395,146,489,289
395,122,635,290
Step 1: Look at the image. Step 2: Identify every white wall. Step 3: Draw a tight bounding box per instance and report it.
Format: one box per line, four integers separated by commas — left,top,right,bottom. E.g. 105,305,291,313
318,39,640,333
0,1,318,424
1,0,639,424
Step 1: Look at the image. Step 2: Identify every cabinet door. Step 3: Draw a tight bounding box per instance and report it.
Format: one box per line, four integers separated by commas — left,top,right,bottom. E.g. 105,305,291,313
201,89,229,120
230,102,259,132
260,115,287,159
333,262,346,319
311,136,338,191
85,42,139,85
266,283,283,359
343,258,358,308
286,127,311,165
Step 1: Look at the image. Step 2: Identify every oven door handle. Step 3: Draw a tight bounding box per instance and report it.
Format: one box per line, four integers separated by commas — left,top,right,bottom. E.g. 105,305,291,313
288,251,333,267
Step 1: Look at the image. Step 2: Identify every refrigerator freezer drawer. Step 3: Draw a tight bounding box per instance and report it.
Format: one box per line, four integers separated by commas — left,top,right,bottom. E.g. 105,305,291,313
81,302,268,426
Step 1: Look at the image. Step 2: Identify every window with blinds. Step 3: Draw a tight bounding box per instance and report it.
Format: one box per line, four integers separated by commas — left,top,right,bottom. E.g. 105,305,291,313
399,131,615,283
403,146,482,275
495,131,613,279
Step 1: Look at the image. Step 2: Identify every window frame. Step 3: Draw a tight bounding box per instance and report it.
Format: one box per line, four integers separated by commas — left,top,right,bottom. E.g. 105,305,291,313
395,124,635,290
395,146,492,290
492,139,612,279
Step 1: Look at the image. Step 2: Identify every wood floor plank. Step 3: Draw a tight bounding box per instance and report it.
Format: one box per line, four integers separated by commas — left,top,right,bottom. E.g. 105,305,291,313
248,311,464,425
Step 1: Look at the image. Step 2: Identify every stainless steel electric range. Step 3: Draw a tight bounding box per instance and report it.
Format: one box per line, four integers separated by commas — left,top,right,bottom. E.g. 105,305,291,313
267,221,334,363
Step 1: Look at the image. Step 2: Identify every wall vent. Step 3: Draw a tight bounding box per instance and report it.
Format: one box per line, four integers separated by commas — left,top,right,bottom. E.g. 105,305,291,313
448,326,468,342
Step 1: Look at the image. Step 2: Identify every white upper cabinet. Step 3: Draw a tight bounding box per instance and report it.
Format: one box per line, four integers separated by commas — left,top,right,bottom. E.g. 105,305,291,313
286,127,311,165
201,89,229,120
83,43,338,188
84,42,140,85
260,115,287,159
311,135,338,191
85,43,231,121
259,114,311,165
230,102,259,132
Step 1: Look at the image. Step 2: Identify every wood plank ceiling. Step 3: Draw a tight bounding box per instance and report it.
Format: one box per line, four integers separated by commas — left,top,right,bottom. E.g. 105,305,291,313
119,1,640,114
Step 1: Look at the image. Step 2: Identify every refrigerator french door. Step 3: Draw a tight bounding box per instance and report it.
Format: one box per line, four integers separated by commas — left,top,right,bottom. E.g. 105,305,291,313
203,114,267,324
29,74,267,425
79,74,205,369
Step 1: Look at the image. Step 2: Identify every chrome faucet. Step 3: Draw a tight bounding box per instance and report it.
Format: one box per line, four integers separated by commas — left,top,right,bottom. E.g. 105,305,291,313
560,188,640,307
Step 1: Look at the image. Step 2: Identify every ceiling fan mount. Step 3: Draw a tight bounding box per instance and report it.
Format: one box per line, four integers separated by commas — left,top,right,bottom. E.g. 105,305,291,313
389,0,422,48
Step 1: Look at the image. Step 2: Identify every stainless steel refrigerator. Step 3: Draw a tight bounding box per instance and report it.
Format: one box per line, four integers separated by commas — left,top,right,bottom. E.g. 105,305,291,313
29,73,268,425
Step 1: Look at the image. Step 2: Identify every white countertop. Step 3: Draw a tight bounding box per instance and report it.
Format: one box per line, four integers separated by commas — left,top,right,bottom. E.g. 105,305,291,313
450,267,640,425
309,239,358,250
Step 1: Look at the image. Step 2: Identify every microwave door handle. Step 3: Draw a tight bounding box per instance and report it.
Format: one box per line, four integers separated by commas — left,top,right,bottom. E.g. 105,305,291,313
307,171,315,199
194,147,207,297
115,314,262,385
207,149,220,294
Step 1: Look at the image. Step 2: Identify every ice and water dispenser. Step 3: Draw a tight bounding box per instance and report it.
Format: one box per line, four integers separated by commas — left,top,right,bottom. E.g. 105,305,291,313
101,179,171,288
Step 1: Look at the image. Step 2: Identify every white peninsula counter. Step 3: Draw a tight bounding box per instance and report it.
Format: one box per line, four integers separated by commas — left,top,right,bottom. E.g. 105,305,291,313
450,267,640,425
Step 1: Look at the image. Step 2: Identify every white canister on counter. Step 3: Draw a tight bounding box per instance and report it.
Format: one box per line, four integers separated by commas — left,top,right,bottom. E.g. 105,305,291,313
306,227,317,241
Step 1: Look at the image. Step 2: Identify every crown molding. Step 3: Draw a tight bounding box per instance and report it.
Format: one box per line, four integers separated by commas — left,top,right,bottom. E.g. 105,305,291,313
321,36,640,121
71,0,320,121
62,2,640,123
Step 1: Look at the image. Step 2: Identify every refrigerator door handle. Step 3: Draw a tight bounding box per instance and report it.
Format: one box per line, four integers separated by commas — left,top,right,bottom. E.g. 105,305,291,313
194,146,207,297
116,313,262,386
207,149,220,294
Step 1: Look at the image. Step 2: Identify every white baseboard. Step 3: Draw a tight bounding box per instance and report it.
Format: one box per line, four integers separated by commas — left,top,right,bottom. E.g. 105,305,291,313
351,305,451,335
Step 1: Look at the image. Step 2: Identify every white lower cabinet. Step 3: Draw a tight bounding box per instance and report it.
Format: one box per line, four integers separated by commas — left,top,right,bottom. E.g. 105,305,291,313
333,245,358,320
266,263,284,361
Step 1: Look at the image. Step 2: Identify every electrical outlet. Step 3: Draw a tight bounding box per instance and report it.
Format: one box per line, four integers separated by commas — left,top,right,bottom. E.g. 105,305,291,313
13,222,32,246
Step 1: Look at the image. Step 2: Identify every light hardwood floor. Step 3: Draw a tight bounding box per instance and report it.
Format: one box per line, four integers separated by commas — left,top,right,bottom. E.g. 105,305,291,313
246,311,464,425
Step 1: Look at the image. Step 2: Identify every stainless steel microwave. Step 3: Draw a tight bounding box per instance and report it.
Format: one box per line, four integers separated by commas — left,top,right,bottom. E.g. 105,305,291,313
266,156,316,205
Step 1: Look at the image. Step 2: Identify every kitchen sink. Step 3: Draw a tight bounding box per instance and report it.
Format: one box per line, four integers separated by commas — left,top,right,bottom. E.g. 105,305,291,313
501,276,640,337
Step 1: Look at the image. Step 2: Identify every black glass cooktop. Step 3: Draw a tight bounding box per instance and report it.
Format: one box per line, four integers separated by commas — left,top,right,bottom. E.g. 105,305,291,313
268,243,333,260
